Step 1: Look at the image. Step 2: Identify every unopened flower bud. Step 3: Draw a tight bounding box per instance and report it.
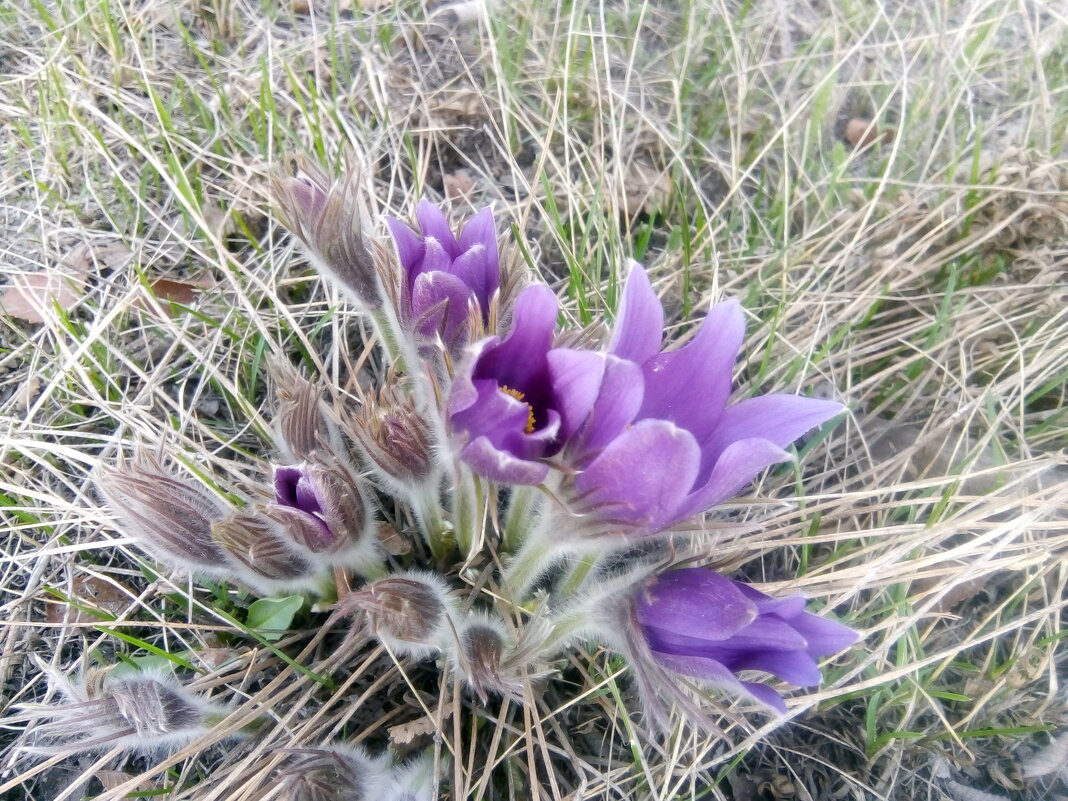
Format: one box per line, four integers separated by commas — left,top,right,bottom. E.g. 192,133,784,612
271,156,381,309
346,571,455,659
17,669,226,755
96,459,232,576
349,385,435,494
211,509,323,595
274,744,389,801
272,459,376,566
448,613,519,702
272,364,338,463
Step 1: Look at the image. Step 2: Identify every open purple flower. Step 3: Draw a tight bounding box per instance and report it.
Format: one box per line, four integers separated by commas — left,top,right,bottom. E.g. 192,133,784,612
386,200,500,349
449,284,573,484
556,263,844,534
633,568,858,712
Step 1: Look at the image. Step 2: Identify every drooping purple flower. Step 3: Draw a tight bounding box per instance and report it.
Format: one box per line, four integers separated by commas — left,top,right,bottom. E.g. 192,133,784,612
553,263,845,534
449,283,580,485
272,461,373,557
632,568,858,712
386,200,500,349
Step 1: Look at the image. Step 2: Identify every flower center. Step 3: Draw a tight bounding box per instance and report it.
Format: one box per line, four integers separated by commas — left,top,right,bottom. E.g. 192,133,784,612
500,386,536,434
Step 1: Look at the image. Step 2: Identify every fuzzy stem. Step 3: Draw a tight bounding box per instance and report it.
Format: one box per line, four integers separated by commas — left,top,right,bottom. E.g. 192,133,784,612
452,465,482,560
556,551,599,599
502,484,539,555
502,519,557,601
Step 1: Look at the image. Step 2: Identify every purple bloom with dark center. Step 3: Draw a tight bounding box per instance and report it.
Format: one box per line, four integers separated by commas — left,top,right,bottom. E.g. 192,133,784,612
633,568,858,712
448,284,569,485
386,200,500,348
549,263,845,534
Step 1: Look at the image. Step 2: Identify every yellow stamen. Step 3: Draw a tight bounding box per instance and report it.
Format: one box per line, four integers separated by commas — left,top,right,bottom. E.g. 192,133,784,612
500,386,537,434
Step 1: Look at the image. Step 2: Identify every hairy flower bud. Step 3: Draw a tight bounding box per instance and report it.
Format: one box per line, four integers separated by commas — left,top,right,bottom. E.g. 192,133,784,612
96,459,232,576
272,459,377,566
211,509,324,595
346,572,455,659
274,744,389,801
349,385,435,494
16,669,226,755
271,156,381,309
448,613,519,702
271,364,338,463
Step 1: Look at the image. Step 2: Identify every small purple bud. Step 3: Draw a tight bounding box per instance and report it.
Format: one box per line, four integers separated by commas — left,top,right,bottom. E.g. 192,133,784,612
386,200,501,351
272,459,374,559
271,157,381,309
95,460,232,575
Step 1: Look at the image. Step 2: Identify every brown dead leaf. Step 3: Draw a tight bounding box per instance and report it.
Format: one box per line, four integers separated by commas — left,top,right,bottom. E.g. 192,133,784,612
94,771,154,793
1,240,131,324
389,708,452,746
622,161,671,217
444,170,477,204
149,277,216,305
376,522,412,556
844,118,894,148
44,574,129,624
1,271,87,324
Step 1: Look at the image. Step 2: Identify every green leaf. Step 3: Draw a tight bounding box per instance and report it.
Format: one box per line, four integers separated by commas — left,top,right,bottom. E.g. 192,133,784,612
245,596,304,641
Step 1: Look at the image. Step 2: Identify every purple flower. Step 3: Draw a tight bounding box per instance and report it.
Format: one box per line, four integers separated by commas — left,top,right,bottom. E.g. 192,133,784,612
272,461,373,557
449,284,573,485
386,200,500,349
554,263,844,534
633,568,858,712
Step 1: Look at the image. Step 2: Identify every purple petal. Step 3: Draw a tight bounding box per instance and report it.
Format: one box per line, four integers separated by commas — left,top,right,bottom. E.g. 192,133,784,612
731,583,810,620
459,436,550,485
458,206,500,300
635,569,755,641
574,420,699,531
732,650,822,687
698,394,845,474
473,284,558,396
608,263,664,365
637,299,744,444
789,611,860,656
675,437,794,522
739,681,788,713
576,355,644,461
545,348,605,441
415,199,459,257
652,651,787,712
386,217,423,274
411,271,474,344
448,244,491,313
450,379,534,449
416,237,455,285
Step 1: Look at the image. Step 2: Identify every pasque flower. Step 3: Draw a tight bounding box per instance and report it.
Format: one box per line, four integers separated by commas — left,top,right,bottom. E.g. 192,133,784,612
632,568,858,712
554,264,845,534
449,283,572,485
386,199,500,349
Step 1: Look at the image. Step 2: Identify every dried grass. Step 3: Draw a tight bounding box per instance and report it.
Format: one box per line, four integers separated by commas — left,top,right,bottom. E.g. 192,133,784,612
1,0,1066,798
